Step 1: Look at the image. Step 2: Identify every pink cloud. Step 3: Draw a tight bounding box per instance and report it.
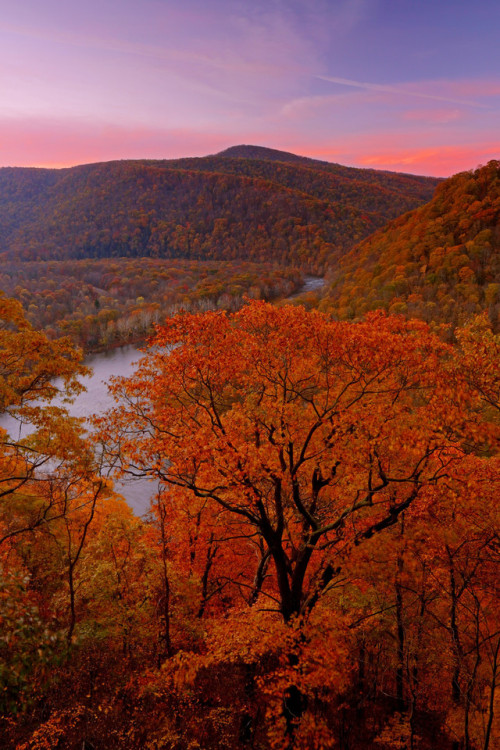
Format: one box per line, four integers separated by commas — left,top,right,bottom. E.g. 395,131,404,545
0,117,497,179
317,75,494,109
357,142,500,176
401,108,462,124
268,134,500,177
0,119,235,167
441,79,500,98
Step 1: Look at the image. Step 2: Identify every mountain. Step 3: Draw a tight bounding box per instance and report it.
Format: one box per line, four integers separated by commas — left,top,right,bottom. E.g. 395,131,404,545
216,145,313,163
0,146,439,274
322,160,500,327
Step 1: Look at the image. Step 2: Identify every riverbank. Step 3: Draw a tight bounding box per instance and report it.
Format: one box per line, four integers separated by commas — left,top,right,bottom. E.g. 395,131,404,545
83,275,325,355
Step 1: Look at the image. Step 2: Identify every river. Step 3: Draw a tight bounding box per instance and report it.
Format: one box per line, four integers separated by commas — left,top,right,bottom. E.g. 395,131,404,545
1,277,325,516
286,275,325,298
0,345,153,516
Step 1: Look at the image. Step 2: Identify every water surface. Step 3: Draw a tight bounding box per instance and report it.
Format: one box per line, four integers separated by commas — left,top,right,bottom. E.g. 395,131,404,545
0,345,154,516
2,277,325,516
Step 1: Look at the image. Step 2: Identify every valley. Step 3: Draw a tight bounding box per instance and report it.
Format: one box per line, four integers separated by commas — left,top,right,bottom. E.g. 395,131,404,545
1,147,499,750
0,145,441,352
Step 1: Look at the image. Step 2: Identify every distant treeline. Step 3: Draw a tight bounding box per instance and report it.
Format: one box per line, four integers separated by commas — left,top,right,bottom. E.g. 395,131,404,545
0,256,302,350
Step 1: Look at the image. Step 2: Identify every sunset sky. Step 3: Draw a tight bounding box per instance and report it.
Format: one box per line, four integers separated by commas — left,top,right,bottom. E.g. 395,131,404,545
1,0,499,176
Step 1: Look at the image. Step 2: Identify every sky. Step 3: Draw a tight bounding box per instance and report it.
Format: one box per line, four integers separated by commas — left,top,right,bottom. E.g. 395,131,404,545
0,0,499,176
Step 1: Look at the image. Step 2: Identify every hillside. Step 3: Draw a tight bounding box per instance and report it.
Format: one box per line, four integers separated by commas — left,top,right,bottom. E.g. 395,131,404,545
0,256,302,350
0,146,439,274
322,160,500,328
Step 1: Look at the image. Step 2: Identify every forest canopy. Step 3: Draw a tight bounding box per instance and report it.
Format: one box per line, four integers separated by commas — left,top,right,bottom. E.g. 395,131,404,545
0,298,499,747
84,301,499,749
322,161,500,330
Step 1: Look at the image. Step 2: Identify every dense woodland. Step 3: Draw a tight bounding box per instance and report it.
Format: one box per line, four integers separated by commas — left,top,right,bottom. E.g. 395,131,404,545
1,149,499,749
0,145,437,351
0,257,302,351
322,161,500,331
1,295,499,749
0,146,438,276
0,145,440,350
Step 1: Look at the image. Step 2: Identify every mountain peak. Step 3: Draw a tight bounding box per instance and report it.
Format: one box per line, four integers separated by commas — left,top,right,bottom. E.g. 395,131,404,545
215,144,321,165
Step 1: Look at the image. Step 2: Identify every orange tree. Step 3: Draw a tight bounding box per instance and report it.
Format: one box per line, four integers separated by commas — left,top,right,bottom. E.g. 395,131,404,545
0,291,85,415
0,293,106,718
98,301,479,625
0,291,93,545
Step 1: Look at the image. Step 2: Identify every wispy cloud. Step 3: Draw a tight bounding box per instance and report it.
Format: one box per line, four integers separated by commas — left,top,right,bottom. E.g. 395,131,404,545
317,75,492,109
0,20,274,77
0,1,498,176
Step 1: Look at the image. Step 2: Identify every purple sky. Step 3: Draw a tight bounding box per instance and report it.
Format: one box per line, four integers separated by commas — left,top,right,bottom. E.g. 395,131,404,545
1,0,499,176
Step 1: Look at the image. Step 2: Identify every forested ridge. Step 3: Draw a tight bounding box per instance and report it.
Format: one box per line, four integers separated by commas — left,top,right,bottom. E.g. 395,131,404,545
0,145,438,274
321,160,500,329
0,145,439,352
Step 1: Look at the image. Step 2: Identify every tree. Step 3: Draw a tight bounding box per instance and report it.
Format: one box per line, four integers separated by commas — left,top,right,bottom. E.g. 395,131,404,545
0,291,85,414
99,302,477,625
0,292,92,545
0,293,114,720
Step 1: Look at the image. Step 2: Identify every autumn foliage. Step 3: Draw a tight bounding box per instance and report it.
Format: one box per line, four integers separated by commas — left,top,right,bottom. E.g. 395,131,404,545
0,256,303,351
1,299,499,749
323,160,500,330
0,146,438,277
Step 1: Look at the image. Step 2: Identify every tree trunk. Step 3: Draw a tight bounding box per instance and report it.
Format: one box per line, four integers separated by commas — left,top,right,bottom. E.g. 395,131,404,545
484,638,499,750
